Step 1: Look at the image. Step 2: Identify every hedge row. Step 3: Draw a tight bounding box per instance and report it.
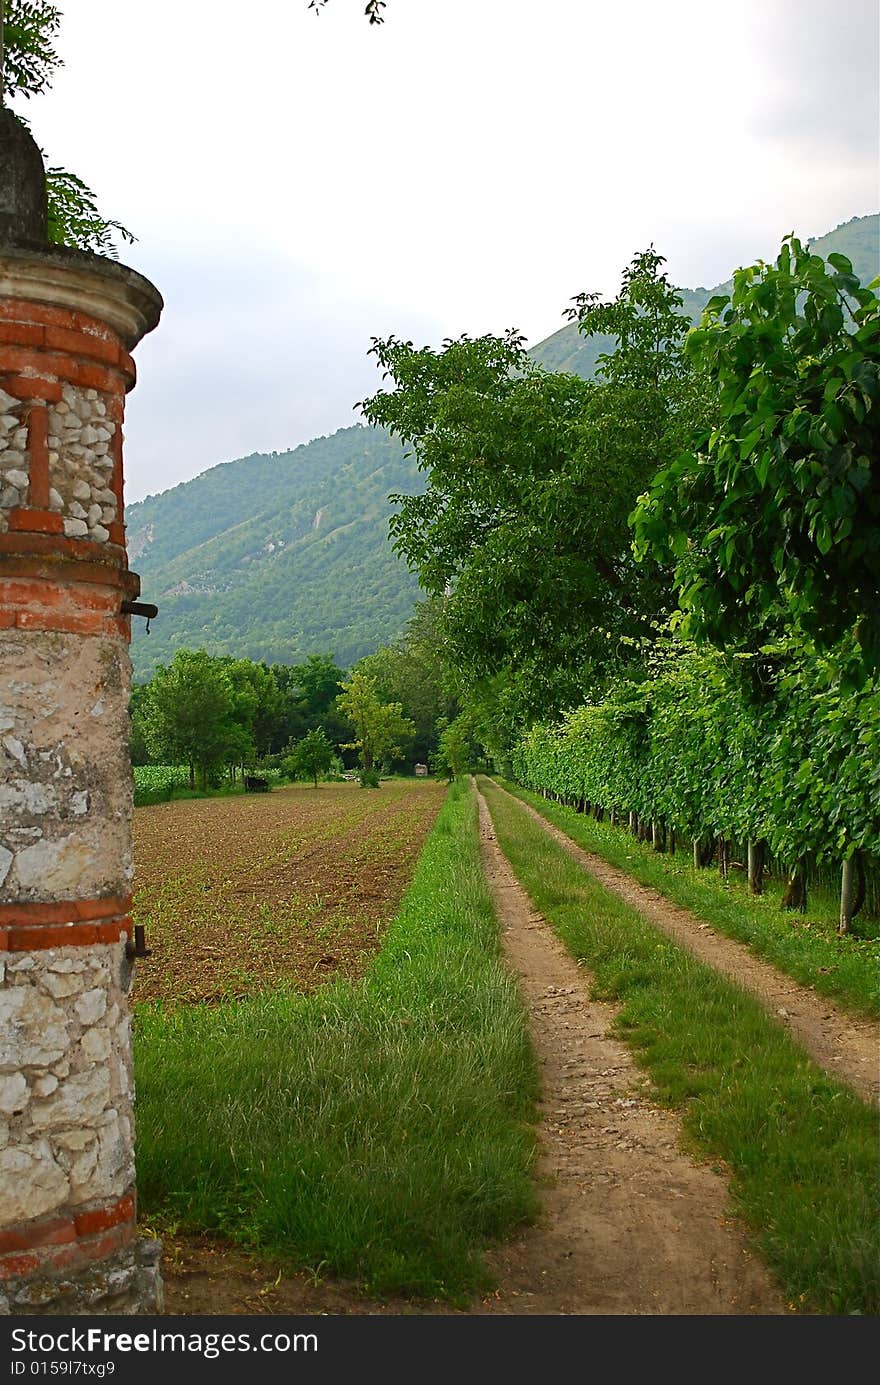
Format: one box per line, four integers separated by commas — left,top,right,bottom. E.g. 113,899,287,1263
511,644,880,873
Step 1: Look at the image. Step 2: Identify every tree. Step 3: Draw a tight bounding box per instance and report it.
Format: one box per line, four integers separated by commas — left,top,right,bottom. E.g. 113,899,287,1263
355,599,457,765
433,713,477,781
1,0,133,254
141,650,239,789
360,250,705,739
633,236,880,670
285,728,335,787
291,652,346,719
335,671,414,771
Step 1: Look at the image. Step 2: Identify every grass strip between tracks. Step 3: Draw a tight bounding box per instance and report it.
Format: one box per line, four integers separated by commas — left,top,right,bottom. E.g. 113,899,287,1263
480,777,880,1315
502,781,879,1019
134,780,539,1302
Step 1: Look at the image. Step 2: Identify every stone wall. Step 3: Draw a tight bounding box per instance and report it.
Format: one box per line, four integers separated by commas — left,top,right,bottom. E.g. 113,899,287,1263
0,244,162,1314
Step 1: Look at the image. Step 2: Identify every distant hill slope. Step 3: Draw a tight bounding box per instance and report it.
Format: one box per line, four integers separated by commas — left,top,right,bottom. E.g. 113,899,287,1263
128,426,424,679
129,213,879,680
528,212,879,379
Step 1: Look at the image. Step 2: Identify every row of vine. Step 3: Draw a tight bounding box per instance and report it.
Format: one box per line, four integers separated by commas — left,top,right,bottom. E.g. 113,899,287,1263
511,641,879,926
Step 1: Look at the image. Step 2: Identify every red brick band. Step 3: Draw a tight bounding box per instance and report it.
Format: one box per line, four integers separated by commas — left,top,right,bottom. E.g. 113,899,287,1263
6,506,63,536
0,1194,136,1280
0,305,135,391
0,573,132,639
0,919,132,952
0,895,133,952
0,894,132,925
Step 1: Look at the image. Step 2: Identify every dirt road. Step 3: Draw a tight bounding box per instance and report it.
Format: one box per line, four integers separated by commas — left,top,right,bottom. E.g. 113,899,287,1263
495,782,879,1109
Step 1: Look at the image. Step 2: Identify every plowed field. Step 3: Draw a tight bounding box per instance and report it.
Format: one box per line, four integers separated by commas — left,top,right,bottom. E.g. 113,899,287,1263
131,780,445,1005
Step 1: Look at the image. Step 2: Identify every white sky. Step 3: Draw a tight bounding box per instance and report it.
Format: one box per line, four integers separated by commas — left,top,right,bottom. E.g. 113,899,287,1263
16,0,880,501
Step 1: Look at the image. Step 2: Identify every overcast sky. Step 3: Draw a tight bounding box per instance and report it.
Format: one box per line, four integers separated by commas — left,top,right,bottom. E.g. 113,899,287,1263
17,0,880,502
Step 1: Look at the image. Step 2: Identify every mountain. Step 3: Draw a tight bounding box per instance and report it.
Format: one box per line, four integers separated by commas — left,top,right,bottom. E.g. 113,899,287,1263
528,213,879,379
127,426,424,679
128,213,879,680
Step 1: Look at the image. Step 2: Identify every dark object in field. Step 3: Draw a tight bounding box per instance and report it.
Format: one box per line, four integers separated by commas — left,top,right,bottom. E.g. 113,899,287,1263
244,776,270,793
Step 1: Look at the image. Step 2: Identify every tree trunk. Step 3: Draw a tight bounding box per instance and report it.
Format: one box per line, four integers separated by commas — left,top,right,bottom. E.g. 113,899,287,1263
668,827,675,855
747,839,765,896
839,856,855,936
693,838,701,870
652,821,663,852
782,858,808,913
594,804,604,823
718,835,728,882
852,852,866,920
630,812,638,836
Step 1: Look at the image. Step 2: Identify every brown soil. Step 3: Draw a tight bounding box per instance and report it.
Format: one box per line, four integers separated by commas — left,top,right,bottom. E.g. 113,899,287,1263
498,783,879,1109
131,781,445,1005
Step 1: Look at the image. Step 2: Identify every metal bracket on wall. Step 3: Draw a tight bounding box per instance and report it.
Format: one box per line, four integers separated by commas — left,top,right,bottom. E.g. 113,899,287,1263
125,924,152,961
120,600,158,633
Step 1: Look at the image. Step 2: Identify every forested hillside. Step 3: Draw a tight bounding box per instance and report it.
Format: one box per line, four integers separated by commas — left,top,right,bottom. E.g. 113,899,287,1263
528,213,879,378
128,426,424,678
128,213,878,680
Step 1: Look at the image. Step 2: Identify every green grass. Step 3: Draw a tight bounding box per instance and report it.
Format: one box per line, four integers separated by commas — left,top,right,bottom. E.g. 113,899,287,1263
134,781,539,1301
480,777,880,1315
502,782,880,1019
133,765,286,807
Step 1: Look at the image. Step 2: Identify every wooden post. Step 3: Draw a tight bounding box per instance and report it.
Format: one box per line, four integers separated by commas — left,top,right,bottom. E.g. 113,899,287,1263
839,856,855,936
747,840,764,895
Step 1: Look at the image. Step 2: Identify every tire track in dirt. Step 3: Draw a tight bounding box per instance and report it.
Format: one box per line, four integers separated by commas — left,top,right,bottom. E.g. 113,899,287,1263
475,785,785,1315
490,781,879,1109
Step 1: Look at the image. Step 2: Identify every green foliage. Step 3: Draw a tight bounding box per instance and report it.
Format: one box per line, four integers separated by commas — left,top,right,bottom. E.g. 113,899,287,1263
284,728,335,787
2,0,61,99
44,166,134,258
433,713,479,781
136,782,539,1300
354,599,457,765
511,638,880,871
335,670,414,770
360,250,704,734
529,215,880,382
3,2,133,254
132,764,191,806
566,246,694,390
358,767,381,789
634,235,880,666
141,650,241,788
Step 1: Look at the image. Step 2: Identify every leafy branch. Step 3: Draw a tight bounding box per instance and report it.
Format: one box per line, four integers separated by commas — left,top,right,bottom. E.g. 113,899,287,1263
2,0,134,255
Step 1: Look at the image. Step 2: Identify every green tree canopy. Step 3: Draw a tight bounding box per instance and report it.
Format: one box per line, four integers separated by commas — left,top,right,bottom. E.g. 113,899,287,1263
361,250,707,735
633,236,880,669
141,649,239,788
335,671,414,770
355,599,457,764
285,727,335,787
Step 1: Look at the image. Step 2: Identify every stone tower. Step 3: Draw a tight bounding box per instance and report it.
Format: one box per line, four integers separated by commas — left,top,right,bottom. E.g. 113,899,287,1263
0,109,164,1313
